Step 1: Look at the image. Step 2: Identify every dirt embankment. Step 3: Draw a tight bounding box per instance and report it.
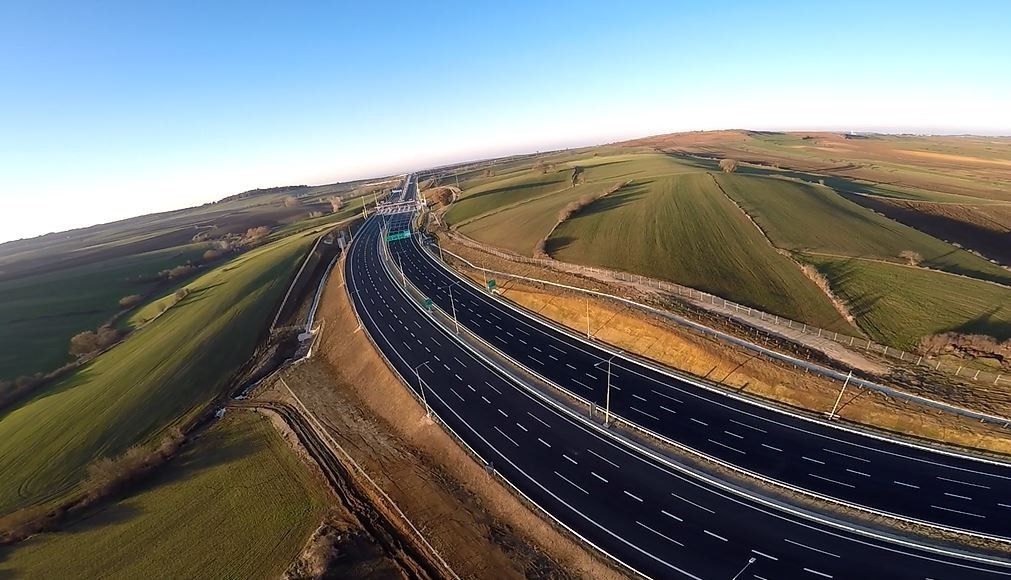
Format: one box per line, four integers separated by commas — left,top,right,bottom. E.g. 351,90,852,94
269,262,621,579
438,234,1011,458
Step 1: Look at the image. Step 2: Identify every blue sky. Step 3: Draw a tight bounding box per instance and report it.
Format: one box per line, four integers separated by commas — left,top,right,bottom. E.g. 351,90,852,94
2,1,1009,242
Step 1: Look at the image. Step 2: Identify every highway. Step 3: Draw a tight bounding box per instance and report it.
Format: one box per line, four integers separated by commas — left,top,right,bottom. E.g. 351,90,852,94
345,176,1011,578
391,178,1011,541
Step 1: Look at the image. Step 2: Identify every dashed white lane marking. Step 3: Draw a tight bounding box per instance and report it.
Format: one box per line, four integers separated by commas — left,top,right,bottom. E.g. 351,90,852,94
481,396,491,404
729,418,766,433
632,393,647,402
516,422,528,432
690,418,708,427
624,490,644,502
660,405,677,414
636,520,684,547
785,538,840,558
555,471,588,494
708,438,746,455
566,363,577,370
630,406,660,421
563,454,578,465
528,355,544,365
704,530,727,542
803,568,833,578
660,509,683,522
809,474,855,488
823,448,870,463
485,381,502,395
937,476,991,490
762,443,783,452
585,372,598,380
526,412,552,428
651,389,683,404
894,480,920,489
449,388,465,401
494,426,519,447
591,471,608,483
802,456,825,465
587,448,620,469
548,344,566,354
671,492,715,514
497,408,508,418
466,384,476,392
723,430,744,439
538,437,551,448
944,492,973,500
751,549,778,561
844,468,871,478
572,379,593,391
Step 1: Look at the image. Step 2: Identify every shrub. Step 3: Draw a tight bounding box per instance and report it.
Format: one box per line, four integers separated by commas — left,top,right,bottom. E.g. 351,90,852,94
282,195,300,208
118,294,143,308
330,197,343,213
719,158,738,173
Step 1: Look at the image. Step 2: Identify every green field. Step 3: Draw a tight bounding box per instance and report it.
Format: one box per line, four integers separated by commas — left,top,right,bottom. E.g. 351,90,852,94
803,255,1011,349
0,411,325,580
714,173,1011,285
0,243,209,381
0,229,315,514
548,171,851,331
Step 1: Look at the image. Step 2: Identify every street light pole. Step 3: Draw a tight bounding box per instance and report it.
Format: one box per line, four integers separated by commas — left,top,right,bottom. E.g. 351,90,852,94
586,297,591,339
828,370,853,420
397,254,407,288
414,361,432,416
448,284,459,334
731,557,757,580
605,357,612,426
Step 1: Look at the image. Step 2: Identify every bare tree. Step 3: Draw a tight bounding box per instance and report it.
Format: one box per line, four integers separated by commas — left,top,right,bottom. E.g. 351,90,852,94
282,195,300,208
330,196,343,213
899,250,923,266
719,158,739,173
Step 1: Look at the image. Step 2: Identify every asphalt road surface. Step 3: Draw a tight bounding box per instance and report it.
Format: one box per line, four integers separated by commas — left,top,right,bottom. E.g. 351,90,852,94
346,178,1011,578
391,179,1011,541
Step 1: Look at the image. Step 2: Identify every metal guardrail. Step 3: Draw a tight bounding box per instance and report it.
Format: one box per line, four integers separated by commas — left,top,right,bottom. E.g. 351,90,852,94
444,232,1009,387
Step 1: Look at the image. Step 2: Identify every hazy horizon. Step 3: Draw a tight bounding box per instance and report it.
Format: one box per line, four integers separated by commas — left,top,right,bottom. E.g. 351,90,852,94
3,0,1010,243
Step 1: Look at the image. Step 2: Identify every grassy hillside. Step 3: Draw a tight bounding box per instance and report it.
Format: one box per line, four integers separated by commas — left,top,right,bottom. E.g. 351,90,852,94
803,255,1011,349
0,229,315,514
445,168,575,226
0,412,325,580
548,171,850,331
714,173,1011,285
0,244,207,380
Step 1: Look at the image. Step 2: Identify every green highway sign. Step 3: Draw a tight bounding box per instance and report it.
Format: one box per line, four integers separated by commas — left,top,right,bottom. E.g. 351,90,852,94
423,298,433,311
487,279,497,291
385,230,411,241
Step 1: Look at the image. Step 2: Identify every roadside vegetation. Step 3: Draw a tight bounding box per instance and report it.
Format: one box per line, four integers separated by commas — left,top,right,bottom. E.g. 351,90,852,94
0,412,325,580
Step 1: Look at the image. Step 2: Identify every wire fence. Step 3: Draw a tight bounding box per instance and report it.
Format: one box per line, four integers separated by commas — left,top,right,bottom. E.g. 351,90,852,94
442,232,1010,388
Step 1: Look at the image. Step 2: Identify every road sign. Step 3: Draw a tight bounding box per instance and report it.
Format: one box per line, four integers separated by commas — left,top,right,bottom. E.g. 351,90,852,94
385,230,411,241
423,298,433,312
487,279,497,291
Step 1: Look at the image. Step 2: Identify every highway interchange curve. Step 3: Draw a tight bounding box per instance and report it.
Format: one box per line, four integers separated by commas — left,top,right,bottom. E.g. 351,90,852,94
343,177,1011,578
